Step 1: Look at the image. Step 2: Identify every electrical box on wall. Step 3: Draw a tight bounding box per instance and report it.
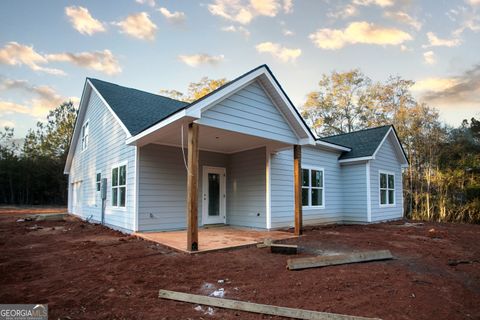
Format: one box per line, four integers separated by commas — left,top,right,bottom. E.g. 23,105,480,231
101,178,107,200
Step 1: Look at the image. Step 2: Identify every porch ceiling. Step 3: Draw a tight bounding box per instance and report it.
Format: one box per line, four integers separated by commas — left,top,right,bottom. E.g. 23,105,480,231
148,123,290,154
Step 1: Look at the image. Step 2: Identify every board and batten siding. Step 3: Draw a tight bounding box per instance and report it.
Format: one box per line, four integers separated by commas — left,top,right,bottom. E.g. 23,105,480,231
341,163,368,223
369,134,404,221
137,144,229,231
197,80,299,145
68,89,136,232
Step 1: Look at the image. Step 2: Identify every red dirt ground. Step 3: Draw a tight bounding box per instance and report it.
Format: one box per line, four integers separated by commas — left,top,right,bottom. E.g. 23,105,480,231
0,212,479,320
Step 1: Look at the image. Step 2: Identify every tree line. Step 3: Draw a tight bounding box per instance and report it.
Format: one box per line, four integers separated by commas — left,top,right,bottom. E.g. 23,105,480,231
0,72,478,223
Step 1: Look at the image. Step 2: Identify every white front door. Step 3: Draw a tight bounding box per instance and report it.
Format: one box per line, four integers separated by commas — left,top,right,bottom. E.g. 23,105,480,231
202,166,226,225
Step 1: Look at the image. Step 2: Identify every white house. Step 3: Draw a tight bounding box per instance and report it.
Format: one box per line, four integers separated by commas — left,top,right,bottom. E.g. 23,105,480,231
64,65,408,251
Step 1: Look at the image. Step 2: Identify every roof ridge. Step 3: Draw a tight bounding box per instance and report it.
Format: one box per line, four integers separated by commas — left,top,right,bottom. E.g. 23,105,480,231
87,77,188,105
322,125,391,139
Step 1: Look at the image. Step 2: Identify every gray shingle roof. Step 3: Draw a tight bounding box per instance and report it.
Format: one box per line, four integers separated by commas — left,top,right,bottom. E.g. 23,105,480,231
320,125,392,160
88,78,188,136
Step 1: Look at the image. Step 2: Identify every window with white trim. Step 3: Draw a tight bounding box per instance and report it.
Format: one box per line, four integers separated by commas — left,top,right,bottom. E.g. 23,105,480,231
111,164,126,207
302,167,324,207
96,172,101,192
380,172,395,206
81,121,89,151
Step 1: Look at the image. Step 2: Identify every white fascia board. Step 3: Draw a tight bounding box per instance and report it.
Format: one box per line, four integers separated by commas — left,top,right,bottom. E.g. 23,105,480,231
125,109,190,145
64,80,90,174
87,79,131,138
315,140,351,152
372,127,409,165
338,156,374,164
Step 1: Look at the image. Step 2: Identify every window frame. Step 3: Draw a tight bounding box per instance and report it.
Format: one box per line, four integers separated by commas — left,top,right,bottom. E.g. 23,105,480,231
96,171,102,193
81,120,89,152
379,170,396,207
111,161,127,209
301,166,325,209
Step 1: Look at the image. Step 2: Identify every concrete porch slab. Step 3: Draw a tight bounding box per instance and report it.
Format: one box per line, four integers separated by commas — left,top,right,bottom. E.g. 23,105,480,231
134,226,297,253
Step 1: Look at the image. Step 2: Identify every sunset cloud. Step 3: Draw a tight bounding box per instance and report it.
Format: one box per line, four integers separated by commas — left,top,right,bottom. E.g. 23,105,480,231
135,0,156,7
384,11,422,30
413,64,480,110
158,7,186,24
0,42,65,75
47,49,122,75
309,21,412,50
221,25,250,37
208,0,293,25
178,53,225,67
115,12,157,40
352,0,394,7
65,6,106,35
425,31,461,47
0,78,78,118
255,42,301,62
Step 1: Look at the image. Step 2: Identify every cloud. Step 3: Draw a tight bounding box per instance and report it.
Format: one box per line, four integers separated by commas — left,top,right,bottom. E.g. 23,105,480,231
327,4,358,19
283,0,293,13
0,42,65,75
178,54,225,67
221,25,250,37
0,78,78,118
65,6,106,35
46,50,121,75
414,64,480,108
158,7,186,24
423,51,436,65
467,0,480,5
424,31,461,47
283,29,294,36
115,12,157,40
309,21,412,50
255,42,301,63
135,0,156,7
450,6,480,36
207,0,291,24
384,11,422,30
352,0,394,7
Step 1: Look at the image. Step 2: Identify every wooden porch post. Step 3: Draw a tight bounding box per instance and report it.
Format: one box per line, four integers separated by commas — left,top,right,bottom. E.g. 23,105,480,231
187,123,199,251
293,145,302,236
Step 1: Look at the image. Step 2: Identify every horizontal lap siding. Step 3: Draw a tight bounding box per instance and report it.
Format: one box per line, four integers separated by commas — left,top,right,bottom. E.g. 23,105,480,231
138,145,228,231
227,147,266,228
370,135,404,221
69,91,135,232
302,147,344,225
270,148,294,228
197,81,298,144
341,163,368,223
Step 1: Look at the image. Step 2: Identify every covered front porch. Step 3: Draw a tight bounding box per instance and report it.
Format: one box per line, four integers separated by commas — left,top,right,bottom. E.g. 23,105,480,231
135,225,296,253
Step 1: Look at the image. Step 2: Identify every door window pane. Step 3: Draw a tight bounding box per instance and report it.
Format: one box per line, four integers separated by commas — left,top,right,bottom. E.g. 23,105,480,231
208,173,220,216
311,188,323,206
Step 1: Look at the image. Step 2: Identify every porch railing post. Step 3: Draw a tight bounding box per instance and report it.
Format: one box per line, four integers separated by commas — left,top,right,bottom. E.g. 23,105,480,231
187,122,199,251
293,145,302,235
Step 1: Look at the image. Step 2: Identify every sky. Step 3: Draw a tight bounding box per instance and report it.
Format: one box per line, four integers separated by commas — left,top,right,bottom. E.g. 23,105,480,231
0,0,479,138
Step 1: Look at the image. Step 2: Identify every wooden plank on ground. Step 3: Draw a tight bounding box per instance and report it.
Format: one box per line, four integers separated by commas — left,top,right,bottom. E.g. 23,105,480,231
270,243,298,254
287,250,393,271
159,289,381,320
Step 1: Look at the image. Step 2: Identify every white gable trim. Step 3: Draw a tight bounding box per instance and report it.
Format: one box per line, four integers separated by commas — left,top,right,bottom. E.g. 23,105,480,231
64,80,132,174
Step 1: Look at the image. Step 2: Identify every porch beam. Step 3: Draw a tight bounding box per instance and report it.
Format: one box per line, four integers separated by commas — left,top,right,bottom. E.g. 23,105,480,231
293,145,302,236
187,122,199,251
